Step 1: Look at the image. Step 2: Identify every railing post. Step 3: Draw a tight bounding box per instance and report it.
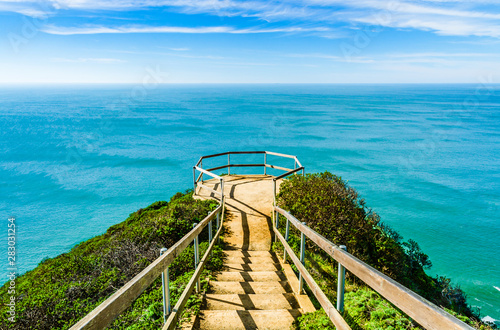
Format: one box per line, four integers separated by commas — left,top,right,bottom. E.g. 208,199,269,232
208,215,213,243
193,223,200,293
264,153,267,175
200,159,203,182
193,166,196,194
228,153,230,175
283,217,290,262
216,211,220,244
272,179,277,240
337,245,347,313
298,222,306,293
160,248,171,324
273,179,276,206
277,213,280,229
220,178,224,203
302,167,305,176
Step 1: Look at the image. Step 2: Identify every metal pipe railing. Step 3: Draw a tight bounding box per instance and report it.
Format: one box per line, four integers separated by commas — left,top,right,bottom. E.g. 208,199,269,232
194,151,301,181
193,151,304,206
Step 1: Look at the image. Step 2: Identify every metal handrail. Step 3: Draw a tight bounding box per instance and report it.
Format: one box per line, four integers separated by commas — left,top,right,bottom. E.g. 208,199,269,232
273,206,473,330
193,151,304,200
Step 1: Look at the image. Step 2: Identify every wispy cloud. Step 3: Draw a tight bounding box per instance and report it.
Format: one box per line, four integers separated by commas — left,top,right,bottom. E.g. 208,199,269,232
2,0,500,39
168,47,190,51
51,57,126,63
287,53,375,63
0,1,55,18
41,24,330,35
309,0,500,38
388,52,500,58
286,51,500,66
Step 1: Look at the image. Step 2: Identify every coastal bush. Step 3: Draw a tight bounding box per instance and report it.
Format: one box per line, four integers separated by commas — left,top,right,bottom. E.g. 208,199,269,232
0,191,221,329
273,241,416,330
277,173,427,286
277,172,490,329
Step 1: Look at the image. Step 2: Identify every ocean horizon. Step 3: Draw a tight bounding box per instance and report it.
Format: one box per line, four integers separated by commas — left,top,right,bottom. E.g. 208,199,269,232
1,84,499,323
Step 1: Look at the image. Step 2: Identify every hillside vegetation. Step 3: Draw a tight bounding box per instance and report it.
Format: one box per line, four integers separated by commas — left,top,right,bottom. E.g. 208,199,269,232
274,172,493,329
1,173,494,329
0,192,223,329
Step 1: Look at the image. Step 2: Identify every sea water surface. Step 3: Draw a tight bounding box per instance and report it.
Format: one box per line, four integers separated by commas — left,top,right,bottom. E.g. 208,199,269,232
1,84,499,323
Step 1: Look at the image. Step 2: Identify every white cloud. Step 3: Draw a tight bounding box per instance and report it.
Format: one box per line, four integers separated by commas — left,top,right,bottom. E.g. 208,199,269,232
285,51,500,67
389,52,500,58
0,0,55,17
51,57,126,63
287,52,375,63
169,47,190,51
41,24,330,35
308,0,500,38
2,0,500,38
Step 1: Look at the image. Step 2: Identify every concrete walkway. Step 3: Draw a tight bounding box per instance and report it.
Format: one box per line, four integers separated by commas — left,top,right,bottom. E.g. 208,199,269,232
193,175,315,330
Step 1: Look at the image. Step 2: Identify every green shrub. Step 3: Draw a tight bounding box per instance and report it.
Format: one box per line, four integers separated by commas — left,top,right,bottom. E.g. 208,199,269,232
277,172,487,328
277,172,406,278
0,191,222,329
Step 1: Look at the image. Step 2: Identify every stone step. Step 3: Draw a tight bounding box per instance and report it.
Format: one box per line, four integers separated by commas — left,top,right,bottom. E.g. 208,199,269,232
223,250,274,258
197,309,302,330
216,271,287,282
223,263,281,272
204,293,299,310
210,281,292,294
225,256,278,264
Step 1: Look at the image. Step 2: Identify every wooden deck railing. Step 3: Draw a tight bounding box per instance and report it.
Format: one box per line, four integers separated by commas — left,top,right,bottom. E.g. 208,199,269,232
273,206,474,330
71,194,225,329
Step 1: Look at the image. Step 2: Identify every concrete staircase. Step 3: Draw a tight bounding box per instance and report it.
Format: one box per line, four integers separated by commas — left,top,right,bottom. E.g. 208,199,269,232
194,175,315,329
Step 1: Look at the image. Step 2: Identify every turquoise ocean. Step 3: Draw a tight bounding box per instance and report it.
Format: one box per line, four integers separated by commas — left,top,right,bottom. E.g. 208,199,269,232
1,84,499,322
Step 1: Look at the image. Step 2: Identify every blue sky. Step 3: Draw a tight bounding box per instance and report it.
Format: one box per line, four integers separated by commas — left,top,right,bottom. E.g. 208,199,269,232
1,0,500,83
